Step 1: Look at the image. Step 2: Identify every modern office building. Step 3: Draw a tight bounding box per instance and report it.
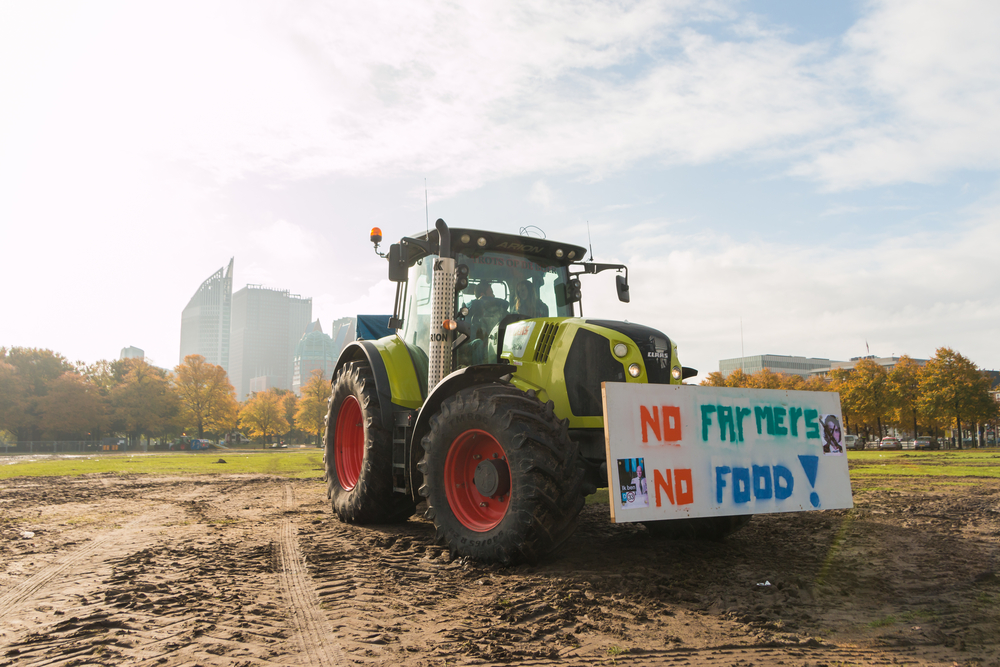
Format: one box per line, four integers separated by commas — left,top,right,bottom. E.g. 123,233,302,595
812,355,927,377
179,258,234,370
120,346,144,360
330,317,356,357
291,320,338,395
719,354,839,378
229,285,312,400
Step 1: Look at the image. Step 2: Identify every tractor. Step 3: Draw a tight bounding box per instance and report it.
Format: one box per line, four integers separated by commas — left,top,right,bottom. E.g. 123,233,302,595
323,218,748,564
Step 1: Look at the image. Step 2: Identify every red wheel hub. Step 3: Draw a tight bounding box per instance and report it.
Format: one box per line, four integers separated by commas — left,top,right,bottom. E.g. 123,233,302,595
334,395,364,490
444,429,511,531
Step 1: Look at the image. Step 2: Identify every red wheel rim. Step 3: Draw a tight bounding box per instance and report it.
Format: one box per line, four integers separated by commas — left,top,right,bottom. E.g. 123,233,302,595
334,395,364,490
444,429,511,532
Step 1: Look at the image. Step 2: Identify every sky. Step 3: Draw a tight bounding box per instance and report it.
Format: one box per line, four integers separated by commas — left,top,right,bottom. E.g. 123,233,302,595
2,0,999,382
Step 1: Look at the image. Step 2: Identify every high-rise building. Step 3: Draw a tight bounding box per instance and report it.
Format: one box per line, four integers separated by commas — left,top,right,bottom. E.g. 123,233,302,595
229,285,312,400
120,346,144,360
179,258,233,370
719,354,838,378
291,320,337,395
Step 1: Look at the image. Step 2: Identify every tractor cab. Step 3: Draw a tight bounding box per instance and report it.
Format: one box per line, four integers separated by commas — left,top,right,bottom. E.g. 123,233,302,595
400,243,575,370
378,221,628,385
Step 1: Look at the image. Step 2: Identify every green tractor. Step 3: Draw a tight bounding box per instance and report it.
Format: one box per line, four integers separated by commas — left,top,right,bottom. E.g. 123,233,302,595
323,218,744,564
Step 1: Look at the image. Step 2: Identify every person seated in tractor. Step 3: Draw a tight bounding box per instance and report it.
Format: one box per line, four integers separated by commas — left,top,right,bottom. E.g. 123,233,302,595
467,281,509,341
514,279,548,318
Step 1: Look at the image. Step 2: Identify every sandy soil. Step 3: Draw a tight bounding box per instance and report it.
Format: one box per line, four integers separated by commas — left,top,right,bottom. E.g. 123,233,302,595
1,463,998,666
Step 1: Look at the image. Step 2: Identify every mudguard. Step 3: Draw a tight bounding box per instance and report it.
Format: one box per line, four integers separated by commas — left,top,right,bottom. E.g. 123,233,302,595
408,363,515,501
334,339,424,430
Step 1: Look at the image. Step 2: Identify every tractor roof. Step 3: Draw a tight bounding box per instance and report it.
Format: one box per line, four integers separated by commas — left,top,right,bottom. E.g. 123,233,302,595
403,227,588,268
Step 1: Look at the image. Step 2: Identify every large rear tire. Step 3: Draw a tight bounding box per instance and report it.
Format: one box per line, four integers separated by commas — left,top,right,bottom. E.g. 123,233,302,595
642,515,752,540
324,361,415,524
418,384,585,564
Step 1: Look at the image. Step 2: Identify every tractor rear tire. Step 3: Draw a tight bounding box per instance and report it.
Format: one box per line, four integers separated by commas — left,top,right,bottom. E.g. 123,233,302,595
642,515,752,541
324,361,415,524
417,383,585,564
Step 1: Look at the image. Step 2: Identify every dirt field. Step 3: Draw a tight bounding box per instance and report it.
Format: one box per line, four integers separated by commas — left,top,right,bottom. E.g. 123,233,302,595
1,461,998,666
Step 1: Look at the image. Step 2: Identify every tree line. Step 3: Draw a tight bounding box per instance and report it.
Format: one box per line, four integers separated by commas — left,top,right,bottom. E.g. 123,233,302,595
701,347,999,444
0,348,332,447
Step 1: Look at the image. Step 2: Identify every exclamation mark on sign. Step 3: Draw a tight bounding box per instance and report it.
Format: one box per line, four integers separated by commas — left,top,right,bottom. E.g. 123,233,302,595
797,454,820,507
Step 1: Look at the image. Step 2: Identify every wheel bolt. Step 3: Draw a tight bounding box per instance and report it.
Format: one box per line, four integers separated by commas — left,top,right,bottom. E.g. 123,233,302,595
473,454,481,460
480,502,487,508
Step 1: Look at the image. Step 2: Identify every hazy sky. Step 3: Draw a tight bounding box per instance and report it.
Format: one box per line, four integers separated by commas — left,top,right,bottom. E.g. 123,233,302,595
2,0,998,381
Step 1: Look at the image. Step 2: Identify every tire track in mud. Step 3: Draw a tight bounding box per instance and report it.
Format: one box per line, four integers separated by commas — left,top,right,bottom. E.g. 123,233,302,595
0,479,297,667
302,515,506,663
278,483,346,666
0,508,174,617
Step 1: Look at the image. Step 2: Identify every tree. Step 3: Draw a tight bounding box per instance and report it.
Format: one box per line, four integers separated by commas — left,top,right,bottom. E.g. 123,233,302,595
701,368,829,392
0,347,75,441
173,355,239,439
920,348,995,447
295,369,332,446
701,371,726,387
800,375,831,392
0,357,27,439
888,356,923,437
829,360,890,439
239,390,290,445
36,372,109,440
110,359,180,447
745,368,783,390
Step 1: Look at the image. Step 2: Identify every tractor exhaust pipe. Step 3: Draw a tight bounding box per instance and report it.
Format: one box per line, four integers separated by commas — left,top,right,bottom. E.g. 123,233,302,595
428,219,455,391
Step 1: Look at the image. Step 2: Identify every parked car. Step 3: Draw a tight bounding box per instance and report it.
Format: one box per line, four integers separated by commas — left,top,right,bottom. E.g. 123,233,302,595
844,435,862,450
914,436,938,451
879,437,902,450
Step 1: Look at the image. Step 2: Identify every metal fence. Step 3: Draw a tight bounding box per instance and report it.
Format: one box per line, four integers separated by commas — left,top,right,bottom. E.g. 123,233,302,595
1,441,130,455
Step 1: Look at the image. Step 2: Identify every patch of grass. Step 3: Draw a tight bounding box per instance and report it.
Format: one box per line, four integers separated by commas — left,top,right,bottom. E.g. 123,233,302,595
585,488,609,506
900,609,937,622
855,484,903,493
866,615,897,628
848,450,1000,478
607,645,628,656
65,516,100,526
0,450,326,479
497,598,513,608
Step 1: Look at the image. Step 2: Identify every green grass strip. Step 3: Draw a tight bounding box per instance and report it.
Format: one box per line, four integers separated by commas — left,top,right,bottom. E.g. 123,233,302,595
847,450,1000,478
0,449,326,479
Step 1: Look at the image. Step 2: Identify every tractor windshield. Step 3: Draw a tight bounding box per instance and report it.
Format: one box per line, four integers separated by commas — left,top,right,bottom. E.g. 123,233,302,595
455,249,572,337
399,250,573,368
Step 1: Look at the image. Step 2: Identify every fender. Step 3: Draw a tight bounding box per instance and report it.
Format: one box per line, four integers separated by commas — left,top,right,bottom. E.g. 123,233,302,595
334,340,396,431
408,363,515,502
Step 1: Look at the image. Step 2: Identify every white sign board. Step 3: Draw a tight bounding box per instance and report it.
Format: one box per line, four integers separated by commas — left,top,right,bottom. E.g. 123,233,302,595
602,383,853,523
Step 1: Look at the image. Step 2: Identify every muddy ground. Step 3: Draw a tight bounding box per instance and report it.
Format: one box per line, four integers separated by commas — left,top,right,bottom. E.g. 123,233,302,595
0,460,998,666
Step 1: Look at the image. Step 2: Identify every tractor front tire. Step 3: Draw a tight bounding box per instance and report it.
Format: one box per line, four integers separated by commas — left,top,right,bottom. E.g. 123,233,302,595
642,515,752,541
324,361,415,524
418,384,585,564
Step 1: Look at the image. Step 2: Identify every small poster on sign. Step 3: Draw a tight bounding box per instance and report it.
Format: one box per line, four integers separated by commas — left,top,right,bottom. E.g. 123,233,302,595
616,457,648,509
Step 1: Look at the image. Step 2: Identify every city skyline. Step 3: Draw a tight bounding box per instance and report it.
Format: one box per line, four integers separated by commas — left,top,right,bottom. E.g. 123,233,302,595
2,2,999,382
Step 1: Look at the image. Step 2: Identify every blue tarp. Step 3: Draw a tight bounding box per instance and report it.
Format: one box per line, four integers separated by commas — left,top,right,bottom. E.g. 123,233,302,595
356,314,393,340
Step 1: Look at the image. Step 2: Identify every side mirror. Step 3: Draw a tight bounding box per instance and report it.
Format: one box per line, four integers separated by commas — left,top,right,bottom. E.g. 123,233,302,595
387,244,407,282
616,274,630,303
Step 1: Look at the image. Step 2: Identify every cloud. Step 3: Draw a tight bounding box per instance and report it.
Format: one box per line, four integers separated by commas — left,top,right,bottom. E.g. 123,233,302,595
529,181,555,210
587,197,1000,379
795,0,1000,189
5,1,997,197
248,220,321,262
